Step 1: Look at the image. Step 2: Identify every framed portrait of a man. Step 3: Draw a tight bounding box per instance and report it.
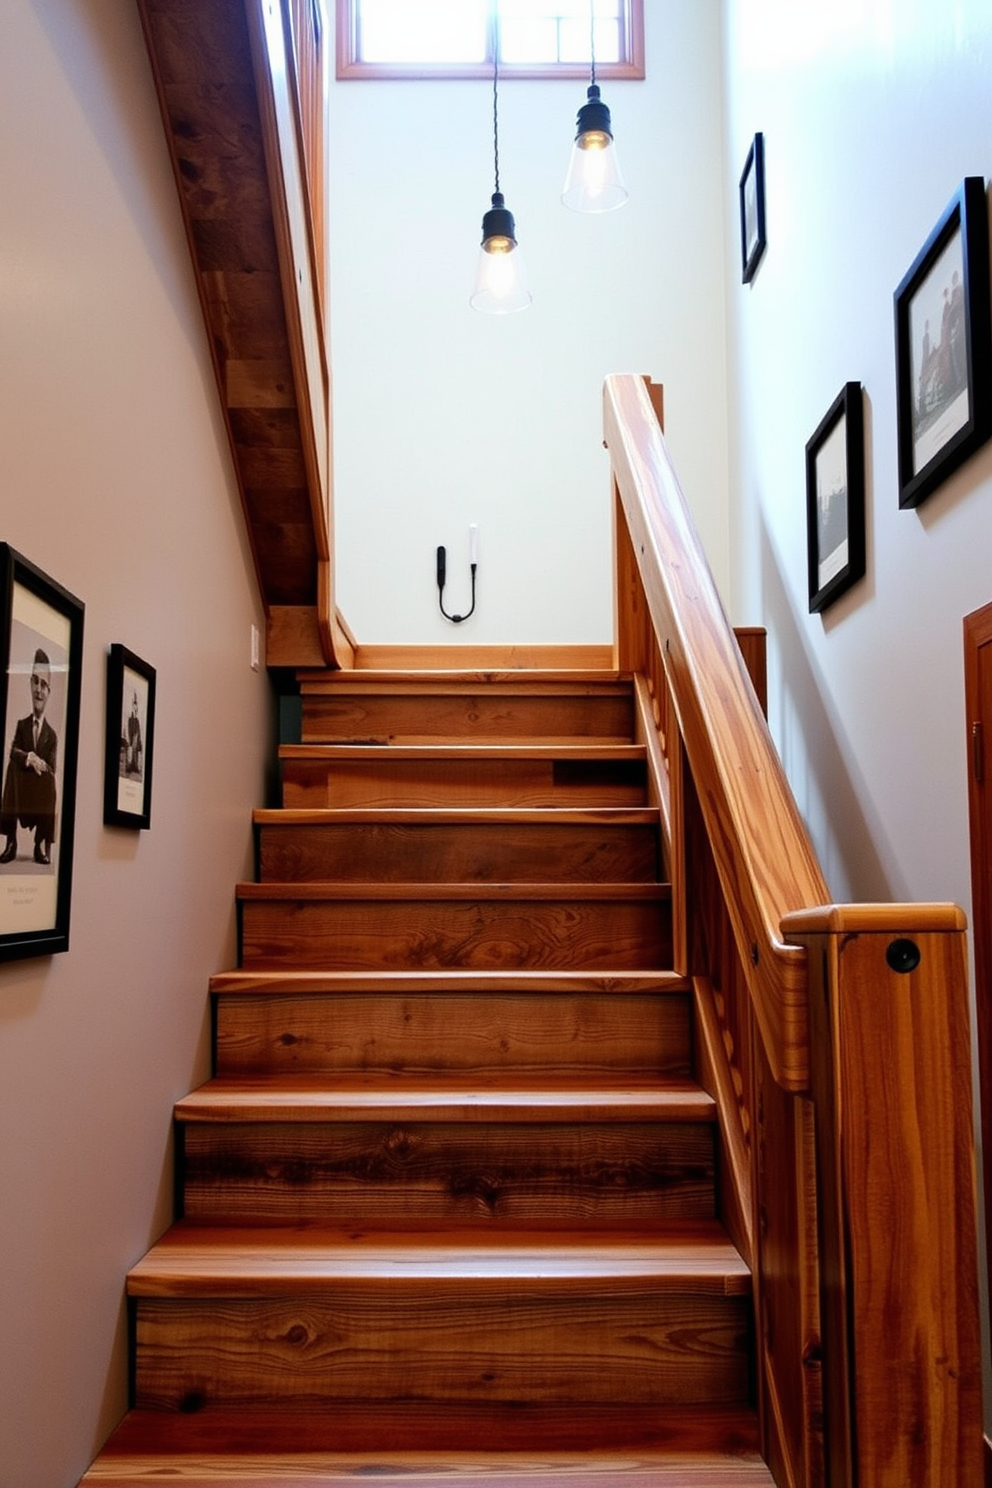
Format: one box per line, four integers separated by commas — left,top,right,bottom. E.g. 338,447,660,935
0,546,84,961
103,645,156,830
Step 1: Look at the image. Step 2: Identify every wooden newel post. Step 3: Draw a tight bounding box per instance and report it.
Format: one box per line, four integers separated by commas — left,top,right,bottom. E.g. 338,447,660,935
782,905,983,1488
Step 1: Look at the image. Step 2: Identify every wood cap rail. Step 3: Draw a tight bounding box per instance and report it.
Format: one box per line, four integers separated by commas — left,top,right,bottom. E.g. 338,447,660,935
604,374,825,1092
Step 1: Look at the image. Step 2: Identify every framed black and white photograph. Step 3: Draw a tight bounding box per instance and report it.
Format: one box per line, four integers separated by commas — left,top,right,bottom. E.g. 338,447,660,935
894,175,992,509
0,545,84,962
739,132,766,284
103,644,155,831
806,382,866,614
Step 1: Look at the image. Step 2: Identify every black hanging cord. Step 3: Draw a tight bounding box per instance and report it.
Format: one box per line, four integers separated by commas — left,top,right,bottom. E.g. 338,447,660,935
491,8,500,193
437,546,477,624
589,0,596,86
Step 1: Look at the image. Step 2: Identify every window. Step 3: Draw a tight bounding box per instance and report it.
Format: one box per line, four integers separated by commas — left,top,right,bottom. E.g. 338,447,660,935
335,0,644,80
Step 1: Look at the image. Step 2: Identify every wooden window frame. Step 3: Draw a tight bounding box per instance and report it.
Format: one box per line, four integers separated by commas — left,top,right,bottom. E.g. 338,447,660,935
335,0,644,80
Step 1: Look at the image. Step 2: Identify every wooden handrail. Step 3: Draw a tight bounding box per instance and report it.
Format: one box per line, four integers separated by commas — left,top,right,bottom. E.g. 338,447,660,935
605,373,824,1092
605,373,982,1488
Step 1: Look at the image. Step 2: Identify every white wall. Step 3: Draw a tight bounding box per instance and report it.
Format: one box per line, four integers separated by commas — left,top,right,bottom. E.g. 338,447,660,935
0,5,271,1485
328,1,731,644
721,0,992,1415
721,0,992,914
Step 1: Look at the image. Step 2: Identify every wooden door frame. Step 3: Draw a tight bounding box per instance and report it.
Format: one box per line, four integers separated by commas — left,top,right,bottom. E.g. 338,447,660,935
963,602,992,1488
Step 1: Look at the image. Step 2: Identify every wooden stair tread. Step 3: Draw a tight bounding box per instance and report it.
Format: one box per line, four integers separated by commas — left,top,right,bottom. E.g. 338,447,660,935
128,1221,750,1295
80,1404,774,1483
236,881,671,902
298,671,630,688
209,970,692,995
254,806,660,825
281,744,647,761
175,1075,717,1123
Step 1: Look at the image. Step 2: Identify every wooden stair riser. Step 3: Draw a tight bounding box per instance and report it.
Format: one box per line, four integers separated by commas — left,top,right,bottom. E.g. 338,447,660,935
214,989,693,1078
280,756,648,810
299,686,636,745
257,819,661,884
238,895,673,973
179,1119,717,1225
132,1288,750,1410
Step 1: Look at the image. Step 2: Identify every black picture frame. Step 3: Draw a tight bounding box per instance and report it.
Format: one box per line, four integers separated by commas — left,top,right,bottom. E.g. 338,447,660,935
894,176,992,509
739,132,766,283
805,382,866,614
0,546,84,962
103,645,156,830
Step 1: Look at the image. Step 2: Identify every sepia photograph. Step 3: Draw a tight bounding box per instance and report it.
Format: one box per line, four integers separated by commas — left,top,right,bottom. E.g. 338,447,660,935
104,644,156,830
0,546,84,960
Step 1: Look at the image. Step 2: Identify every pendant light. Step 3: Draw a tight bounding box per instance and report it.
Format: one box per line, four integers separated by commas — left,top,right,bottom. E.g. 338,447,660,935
470,19,531,314
561,2,628,213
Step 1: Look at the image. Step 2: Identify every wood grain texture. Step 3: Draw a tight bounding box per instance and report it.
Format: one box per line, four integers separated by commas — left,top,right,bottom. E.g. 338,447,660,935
79,1403,774,1484
605,373,822,1092
180,1105,716,1225
279,746,648,809
347,645,616,672
238,886,672,972
255,811,661,884
213,985,693,1078
300,684,634,745
137,0,341,648
797,921,982,1488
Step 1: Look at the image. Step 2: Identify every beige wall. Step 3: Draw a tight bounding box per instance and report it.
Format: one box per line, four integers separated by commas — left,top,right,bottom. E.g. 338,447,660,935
0,5,271,1485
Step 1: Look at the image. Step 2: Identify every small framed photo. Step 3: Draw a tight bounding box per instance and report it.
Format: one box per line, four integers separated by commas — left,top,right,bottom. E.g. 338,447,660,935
805,382,866,614
104,645,156,830
0,546,84,962
894,176,992,509
739,132,766,284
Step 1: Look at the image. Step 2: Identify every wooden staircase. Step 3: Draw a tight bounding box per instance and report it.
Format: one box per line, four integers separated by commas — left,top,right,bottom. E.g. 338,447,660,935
79,669,774,1486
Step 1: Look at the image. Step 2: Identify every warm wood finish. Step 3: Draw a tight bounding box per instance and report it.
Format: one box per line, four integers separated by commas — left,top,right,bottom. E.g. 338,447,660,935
965,601,992,1378
82,666,763,1481
130,1224,750,1409
298,679,634,744
786,907,982,1488
606,373,823,1094
350,644,615,672
180,1099,716,1225
177,1074,715,1121
82,1403,774,1485
606,376,981,1488
213,978,694,1078
137,0,345,663
237,881,672,972
255,808,661,883
280,744,648,809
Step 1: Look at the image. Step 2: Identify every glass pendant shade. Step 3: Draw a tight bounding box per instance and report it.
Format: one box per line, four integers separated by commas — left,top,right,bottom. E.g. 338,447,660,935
470,192,532,314
562,83,628,213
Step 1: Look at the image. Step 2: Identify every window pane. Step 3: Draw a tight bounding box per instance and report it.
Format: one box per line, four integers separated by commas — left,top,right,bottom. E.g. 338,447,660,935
358,0,488,63
338,0,642,78
500,17,559,64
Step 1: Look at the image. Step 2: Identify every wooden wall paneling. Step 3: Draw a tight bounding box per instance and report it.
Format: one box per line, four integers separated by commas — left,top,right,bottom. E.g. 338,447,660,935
245,0,332,561
137,0,348,664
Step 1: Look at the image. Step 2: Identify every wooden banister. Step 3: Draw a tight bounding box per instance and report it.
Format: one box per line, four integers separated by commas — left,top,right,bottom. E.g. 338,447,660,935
606,373,824,1092
605,373,982,1488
